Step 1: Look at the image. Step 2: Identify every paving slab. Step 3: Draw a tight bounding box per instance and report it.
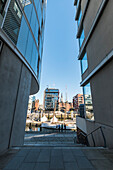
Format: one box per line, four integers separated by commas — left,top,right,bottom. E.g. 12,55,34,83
18,163,35,170
75,156,94,169
82,149,106,160
72,149,85,157
50,156,64,169
34,163,49,170
16,149,29,157
63,150,75,162
91,159,113,170
3,156,25,170
24,150,40,163
37,149,51,162
64,162,79,170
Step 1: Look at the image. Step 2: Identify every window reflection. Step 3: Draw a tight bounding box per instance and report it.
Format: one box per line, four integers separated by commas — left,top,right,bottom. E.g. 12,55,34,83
84,83,94,120
37,1,42,28
24,3,32,23
79,29,85,47
81,53,88,74
17,17,29,56
25,31,33,64
78,10,82,27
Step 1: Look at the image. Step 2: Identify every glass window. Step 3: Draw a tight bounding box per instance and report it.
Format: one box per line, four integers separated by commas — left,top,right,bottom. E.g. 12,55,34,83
34,48,38,74
78,10,82,27
39,36,42,58
81,53,88,74
30,6,36,35
34,0,39,10
37,1,42,28
25,31,33,64
84,83,94,120
37,58,42,82
17,17,29,56
77,0,79,8
24,3,33,23
30,43,37,73
79,29,85,47
34,18,39,45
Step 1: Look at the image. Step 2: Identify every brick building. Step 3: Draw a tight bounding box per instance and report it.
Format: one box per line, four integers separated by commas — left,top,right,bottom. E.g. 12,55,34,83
73,94,84,111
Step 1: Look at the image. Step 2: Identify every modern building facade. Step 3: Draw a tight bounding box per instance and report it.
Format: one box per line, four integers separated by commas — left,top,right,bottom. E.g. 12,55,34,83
73,94,84,111
0,0,46,153
44,88,59,111
74,0,113,148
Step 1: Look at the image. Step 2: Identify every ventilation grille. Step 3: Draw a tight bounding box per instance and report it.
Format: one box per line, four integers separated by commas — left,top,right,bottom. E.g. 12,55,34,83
3,0,22,44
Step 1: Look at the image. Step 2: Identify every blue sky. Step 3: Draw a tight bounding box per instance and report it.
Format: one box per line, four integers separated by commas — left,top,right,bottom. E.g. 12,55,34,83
36,0,82,104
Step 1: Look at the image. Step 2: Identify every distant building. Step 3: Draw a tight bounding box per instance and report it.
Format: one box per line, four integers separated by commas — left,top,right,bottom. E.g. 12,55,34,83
44,88,59,111
35,99,39,112
39,104,43,110
73,94,84,111
27,96,39,113
27,96,32,114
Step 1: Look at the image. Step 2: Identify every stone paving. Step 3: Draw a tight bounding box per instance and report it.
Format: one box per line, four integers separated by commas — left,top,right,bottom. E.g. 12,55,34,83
1,146,113,170
1,132,113,169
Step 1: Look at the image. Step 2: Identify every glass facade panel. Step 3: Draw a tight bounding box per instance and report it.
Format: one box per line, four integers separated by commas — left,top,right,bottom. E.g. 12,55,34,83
39,36,42,58
17,17,29,56
2,0,46,78
84,83,94,120
31,43,38,73
25,31,33,64
78,10,82,27
77,0,79,8
81,53,88,74
24,4,33,23
38,59,41,82
30,6,36,35
44,89,59,111
34,18,39,45
34,0,39,10
37,1,42,28
79,29,84,47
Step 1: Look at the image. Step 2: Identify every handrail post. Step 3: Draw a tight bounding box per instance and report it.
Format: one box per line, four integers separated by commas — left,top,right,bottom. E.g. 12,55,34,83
100,127,106,148
91,133,95,147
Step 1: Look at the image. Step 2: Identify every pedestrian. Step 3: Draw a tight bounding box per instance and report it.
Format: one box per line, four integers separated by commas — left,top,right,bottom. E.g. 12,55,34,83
64,124,66,130
29,123,32,131
58,124,60,132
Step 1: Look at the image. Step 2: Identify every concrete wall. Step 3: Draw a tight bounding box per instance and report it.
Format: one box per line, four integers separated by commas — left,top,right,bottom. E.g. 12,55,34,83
81,0,87,14
90,59,113,127
83,0,102,38
76,116,87,133
85,0,113,74
79,0,113,148
0,43,31,153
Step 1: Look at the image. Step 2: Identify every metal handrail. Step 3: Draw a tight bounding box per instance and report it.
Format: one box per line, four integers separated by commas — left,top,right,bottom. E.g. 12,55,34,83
80,126,106,148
